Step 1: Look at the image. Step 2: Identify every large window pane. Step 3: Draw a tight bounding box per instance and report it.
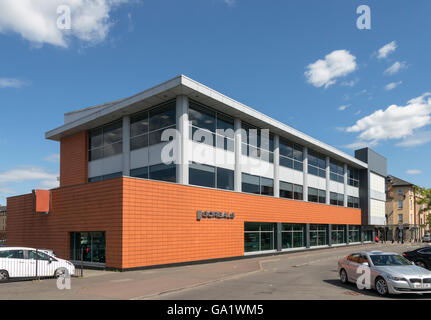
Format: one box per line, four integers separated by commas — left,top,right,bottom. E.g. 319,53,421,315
244,233,260,252
189,163,215,188
217,167,234,190
308,187,318,202
130,166,148,179
260,177,274,196
89,128,103,149
131,112,149,137
189,103,216,132
149,163,176,183
149,103,176,132
103,121,122,145
280,181,293,199
294,185,303,200
242,173,260,194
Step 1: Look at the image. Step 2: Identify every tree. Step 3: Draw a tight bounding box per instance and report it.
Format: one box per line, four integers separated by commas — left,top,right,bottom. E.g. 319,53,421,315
414,186,431,230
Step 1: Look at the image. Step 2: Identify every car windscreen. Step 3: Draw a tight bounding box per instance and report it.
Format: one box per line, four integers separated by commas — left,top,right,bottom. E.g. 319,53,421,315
370,254,413,266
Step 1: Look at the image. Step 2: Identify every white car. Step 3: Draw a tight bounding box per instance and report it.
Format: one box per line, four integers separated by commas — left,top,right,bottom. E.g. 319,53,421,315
423,235,431,243
0,247,75,282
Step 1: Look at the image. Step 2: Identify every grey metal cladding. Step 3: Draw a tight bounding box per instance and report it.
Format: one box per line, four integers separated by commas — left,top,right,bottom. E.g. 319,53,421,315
355,147,387,177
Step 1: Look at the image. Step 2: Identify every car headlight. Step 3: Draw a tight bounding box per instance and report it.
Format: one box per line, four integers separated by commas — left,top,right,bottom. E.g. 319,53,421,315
389,276,407,282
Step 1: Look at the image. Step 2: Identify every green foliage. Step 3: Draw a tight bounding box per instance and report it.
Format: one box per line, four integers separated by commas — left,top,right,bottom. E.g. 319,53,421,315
414,186,431,229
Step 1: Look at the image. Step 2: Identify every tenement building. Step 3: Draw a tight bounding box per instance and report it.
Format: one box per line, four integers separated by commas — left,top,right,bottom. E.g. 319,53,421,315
386,175,429,242
7,75,387,269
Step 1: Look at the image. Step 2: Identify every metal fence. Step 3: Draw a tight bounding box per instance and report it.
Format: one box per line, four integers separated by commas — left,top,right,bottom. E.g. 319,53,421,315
0,248,84,283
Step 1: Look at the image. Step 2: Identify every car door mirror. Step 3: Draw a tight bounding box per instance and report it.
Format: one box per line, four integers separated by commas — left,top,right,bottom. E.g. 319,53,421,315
48,257,53,263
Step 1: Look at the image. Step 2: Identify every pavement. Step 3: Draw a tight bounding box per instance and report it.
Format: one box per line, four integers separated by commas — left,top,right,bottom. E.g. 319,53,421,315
0,242,429,300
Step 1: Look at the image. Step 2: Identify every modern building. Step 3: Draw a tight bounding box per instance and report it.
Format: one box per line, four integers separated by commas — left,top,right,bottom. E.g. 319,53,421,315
7,75,387,270
386,175,429,241
0,206,6,245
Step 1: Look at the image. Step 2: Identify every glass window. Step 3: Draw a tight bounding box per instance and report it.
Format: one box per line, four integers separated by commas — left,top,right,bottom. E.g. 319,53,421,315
318,189,326,204
260,177,274,196
310,224,327,247
242,173,260,195
189,102,216,132
189,101,234,152
308,187,318,203
89,120,123,161
349,225,360,243
280,181,293,199
216,167,234,191
348,196,360,208
241,122,273,163
149,103,176,132
0,250,24,259
149,163,176,183
398,200,403,209
294,185,303,200
88,172,122,183
189,162,215,188
331,225,346,245
130,166,148,179
70,231,106,263
330,159,344,183
347,166,359,187
281,224,304,249
279,139,303,172
330,192,344,206
308,150,326,178
130,101,176,150
244,222,275,253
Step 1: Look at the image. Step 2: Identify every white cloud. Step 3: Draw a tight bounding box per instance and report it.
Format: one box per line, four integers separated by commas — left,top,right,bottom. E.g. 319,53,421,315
305,50,357,88
44,154,60,163
0,0,131,47
377,41,397,59
346,92,431,146
384,61,407,75
396,130,431,147
406,169,422,175
0,78,28,88
385,81,402,91
338,105,349,111
340,79,358,87
224,0,236,5
0,166,58,188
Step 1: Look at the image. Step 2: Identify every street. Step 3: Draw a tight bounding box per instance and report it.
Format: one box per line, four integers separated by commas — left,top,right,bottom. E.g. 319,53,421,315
0,242,429,300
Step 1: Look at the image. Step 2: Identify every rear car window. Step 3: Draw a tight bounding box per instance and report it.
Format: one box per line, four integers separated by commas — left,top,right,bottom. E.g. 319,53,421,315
0,250,24,259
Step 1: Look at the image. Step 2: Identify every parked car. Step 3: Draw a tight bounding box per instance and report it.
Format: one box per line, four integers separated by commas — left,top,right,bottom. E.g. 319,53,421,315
338,250,431,296
0,247,75,282
403,246,431,269
423,235,431,243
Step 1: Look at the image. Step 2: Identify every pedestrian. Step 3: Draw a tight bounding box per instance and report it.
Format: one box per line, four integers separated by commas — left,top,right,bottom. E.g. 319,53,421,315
375,235,379,243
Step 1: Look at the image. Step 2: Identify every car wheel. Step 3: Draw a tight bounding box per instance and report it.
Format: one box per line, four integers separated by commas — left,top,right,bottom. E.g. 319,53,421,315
340,269,348,284
416,261,427,269
54,268,68,278
375,277,389,296
0,270,9,283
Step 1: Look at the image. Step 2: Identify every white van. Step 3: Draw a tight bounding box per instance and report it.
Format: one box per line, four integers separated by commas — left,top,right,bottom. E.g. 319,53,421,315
0,247,75,282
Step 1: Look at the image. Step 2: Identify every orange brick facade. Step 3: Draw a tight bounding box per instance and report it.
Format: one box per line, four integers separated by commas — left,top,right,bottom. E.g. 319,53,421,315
7,176,361,269
60,131,88,187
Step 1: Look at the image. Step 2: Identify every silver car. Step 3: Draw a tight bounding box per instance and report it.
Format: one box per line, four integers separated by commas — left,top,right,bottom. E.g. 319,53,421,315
338,250,431,296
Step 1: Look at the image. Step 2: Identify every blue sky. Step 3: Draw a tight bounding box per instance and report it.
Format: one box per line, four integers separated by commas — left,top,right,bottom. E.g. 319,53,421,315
1,0,431,205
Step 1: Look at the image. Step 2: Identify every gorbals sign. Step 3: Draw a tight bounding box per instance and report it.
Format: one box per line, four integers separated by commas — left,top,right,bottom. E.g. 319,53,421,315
197,210,235,221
